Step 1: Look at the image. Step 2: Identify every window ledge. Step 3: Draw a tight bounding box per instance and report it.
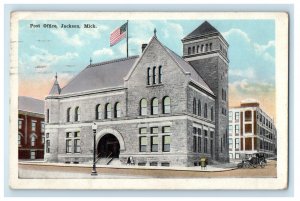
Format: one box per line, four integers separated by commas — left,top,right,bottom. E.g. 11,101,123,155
146,83,164,88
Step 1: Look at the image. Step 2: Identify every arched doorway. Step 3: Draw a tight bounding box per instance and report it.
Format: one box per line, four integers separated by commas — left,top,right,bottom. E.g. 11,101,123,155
97,134,120,158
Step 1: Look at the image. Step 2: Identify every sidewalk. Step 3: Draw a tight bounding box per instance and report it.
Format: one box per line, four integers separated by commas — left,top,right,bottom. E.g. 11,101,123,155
19,160,238,172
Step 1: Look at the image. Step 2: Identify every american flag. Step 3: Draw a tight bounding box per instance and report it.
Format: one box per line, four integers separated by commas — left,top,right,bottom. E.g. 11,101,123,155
110,22,127,47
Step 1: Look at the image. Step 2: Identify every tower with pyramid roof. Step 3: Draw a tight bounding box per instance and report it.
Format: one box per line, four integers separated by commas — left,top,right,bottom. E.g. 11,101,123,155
182,21,229,162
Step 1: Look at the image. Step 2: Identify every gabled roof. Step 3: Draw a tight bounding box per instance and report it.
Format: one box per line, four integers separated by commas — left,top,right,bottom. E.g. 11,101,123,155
18,96,44,115
164,47,214,95
60,56,139,95
183,21,220,40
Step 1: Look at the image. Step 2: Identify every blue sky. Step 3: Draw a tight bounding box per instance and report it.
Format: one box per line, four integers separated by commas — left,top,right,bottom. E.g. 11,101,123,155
18,19,276,117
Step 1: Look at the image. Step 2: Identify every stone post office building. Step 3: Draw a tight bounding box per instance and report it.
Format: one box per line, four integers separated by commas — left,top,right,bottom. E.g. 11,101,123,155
44,21,229,167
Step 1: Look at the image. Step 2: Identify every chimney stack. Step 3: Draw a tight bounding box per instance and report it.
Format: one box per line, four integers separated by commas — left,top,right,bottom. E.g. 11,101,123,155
142,44,147,53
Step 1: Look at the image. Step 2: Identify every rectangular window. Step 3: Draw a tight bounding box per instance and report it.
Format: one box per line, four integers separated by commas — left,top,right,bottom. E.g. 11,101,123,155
162,126,170,133
46,133,49,138
204,130,208,137
150,162,158,166
74,139,81,153
193,127,197,134
139,137,147,152
46,140,50,153
30,150,36,159
151,127,158,134
66,139,72,153
229,153,233,159
74,131,80,138
198,136,201,152
235,112,240,120
18,134,21,145
245,124,252,133
151,136,158,152
42,134,45,144
161,162,170,167
229,138,233,149
235,125,240,134
162,135,171,152
193,136,197,152
235,153,240,159
210,131,214,138
31,121,36,131
139,127,147,134
204,138,208,153
235,138,240,150
229,125,233,134
245,111,252,121
47,109,49,123
66,132,72,138
18,120,22,129
31,136,36,147
229,112,233,121
41,121,45,133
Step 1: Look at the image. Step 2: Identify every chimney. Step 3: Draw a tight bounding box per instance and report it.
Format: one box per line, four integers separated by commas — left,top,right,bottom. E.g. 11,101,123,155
142,44,147,53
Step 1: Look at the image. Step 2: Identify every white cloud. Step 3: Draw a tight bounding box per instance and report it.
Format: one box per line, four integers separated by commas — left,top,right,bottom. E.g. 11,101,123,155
27,45,79,69
222,28,275,63
51,29,84,47
93,48,114,57
163,22,184,39
230,79,275,94
229,67,256,79
222,28,251,43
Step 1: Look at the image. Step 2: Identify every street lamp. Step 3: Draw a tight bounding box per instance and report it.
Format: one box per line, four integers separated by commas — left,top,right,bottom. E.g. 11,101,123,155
91,122,98,176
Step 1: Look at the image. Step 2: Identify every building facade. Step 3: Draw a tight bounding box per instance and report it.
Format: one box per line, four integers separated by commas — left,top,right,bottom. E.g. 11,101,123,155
44,21,229,167
228,100,277,161
18,96,45,160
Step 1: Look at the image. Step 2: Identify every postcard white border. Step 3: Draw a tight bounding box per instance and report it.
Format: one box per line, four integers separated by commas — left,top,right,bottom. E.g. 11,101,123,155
9,11,288,190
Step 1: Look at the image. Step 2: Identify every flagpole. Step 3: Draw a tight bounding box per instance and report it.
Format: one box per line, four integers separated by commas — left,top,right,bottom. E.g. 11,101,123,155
126,20,129,58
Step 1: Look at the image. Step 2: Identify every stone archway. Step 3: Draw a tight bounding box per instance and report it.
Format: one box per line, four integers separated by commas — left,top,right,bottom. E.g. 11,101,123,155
96,128,125,158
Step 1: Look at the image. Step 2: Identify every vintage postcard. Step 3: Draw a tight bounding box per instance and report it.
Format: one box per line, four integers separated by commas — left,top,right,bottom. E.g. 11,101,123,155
10,12,288,189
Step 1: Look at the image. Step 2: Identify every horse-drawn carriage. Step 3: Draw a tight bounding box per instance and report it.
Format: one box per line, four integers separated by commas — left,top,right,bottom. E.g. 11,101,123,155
237,153,267,168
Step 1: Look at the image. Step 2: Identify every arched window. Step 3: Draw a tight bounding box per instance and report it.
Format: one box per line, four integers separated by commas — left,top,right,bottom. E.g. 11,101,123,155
204,103,208,118
198,100,201,116
152,66,156,84
105,103,112,119
197,45,200,53
147,67,151,85
151,98,158,115
66,107,71,122
211,106,214,121
205,44,208,52
31,135,36,147
201,44,204,52
163,96,171,114
140,99,147,116
188,47,191,55
192,46,195,54
158,65,162,84
95,104,101,120
193,98,197,114
209,43,212,51
114,102,121,118
75,107,80,121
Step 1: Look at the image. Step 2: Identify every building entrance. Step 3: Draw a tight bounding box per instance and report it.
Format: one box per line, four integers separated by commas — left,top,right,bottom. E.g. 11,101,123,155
97,134,120,158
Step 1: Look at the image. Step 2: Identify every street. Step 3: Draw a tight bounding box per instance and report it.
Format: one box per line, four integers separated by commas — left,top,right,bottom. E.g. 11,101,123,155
18,160,277,179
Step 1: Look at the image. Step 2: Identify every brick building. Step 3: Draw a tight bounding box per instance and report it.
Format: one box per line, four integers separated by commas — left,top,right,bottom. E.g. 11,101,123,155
228,99,277,161
18,96,45,160
44,21,229,167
